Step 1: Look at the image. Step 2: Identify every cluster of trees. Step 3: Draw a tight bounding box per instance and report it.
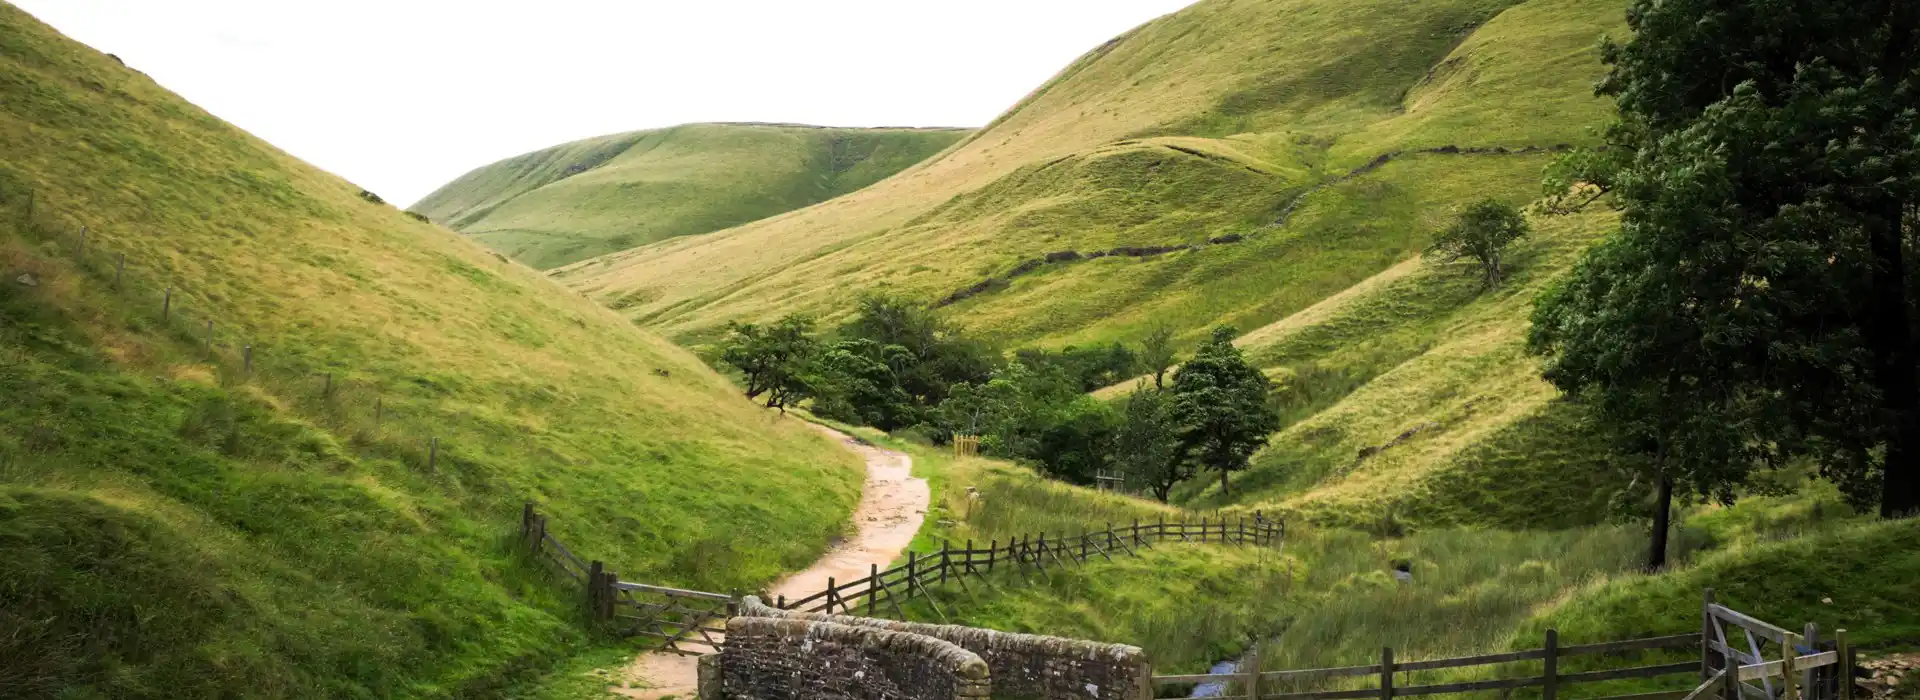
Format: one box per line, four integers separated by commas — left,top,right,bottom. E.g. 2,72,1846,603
1530,0,1920,568
720,298,1278,500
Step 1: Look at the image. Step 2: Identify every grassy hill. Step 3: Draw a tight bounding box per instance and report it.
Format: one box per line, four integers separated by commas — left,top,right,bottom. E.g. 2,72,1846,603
0,5,862,697
551,0,1632,527
412,123,970,269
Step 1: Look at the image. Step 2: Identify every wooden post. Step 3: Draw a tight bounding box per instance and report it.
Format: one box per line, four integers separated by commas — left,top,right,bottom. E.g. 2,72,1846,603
1080,529,1088,561
1782,632,1799,700
1837,629,1853,700
1702,588,1720,681
989,539,997,572
374,397,383,433
965,539,974,576
869,563,879,616
1544,628,1559,700
1158,514,1165,542
1380,647,1394,700
428,437,438,471
114,253,125,289
1201,517,1209,542
521,502,534,544
827,577,837,614
587,561,606,620
23,188,33,223
728,589,742,618
162,288,172,320
242,345,253,374
323,373,333,397
1244,645,1262,700
939,542,949,586
1804,623,1819,694
1132,519,1141,547
777,594,786,609
1222,517,1229,542
533,515,547,554
907,552,918,600
76,226,86,257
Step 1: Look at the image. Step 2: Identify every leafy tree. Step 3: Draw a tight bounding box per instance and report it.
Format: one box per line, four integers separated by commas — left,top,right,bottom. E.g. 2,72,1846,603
1014,342,1140,392
843,294,995,412
808,339,915,430
1171,326,1280,498
718,315,818,405
1426,199,1530,286
1539,0,1920,520
1114,383,1189,502
1140,326,1177,390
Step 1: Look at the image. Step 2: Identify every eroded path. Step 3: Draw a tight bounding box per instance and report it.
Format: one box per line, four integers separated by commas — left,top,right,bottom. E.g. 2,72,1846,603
611,423,928,698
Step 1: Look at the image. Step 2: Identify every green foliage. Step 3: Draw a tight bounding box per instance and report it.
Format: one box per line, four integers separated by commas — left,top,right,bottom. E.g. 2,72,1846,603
1140,325,1177,390
1113,384,1188,501
719,314,819,409
1426,198,1529,286
806,338,915,429
1171,327,1281,498
844,294,996,417
1534,0,1920,517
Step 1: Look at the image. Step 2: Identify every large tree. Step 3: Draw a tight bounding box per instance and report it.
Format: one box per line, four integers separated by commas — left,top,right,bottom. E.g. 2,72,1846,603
1114,383,1190,502
1537,0,1920,520
718,315,818,404
1171,327,1280,498
1427,198,1530,286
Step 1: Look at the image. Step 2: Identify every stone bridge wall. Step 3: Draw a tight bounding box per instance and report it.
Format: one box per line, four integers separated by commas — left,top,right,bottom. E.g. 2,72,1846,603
708,616,990,700
731,597,1153,700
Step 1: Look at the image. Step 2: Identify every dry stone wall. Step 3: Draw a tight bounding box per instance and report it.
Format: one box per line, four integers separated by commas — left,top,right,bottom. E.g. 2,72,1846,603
736,598,1153,700
711,616,990,700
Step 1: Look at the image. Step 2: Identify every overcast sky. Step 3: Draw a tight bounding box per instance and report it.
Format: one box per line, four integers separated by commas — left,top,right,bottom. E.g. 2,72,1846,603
15,1,1194,206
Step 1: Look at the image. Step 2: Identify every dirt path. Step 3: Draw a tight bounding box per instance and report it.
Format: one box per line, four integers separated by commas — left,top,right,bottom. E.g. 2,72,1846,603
610,424,928,698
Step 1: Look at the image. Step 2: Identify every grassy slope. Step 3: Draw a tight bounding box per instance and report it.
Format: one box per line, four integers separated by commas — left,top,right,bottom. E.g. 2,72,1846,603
556,0,1625,350
0,6,860,698
412,124,969,269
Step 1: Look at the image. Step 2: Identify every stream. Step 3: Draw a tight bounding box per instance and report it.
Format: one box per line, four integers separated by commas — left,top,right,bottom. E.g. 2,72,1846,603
1190,659,1240,697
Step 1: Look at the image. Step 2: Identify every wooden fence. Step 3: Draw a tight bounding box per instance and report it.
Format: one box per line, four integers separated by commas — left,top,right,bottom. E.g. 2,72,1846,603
521,503,1281,648
1152,590,1858,700
953,434,981,457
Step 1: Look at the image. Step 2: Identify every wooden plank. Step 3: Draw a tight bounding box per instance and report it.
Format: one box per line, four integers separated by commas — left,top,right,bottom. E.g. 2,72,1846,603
1564,635,1702,656
1738,652,1838,681
1396,649,1546,672
1395,675,1546,696
1708,640,1762,665
1678,671,1728,700
543,533,588,572
611,582,735,602
1261,687,1393,700
1561,662,1701,684
1709,605,1795,644
1261,663,1383,682
1590,690,1695,700
1153,674,1238,684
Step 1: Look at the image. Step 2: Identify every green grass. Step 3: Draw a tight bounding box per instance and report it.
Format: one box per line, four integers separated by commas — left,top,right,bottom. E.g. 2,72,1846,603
415,123,970,269
0,5,861,697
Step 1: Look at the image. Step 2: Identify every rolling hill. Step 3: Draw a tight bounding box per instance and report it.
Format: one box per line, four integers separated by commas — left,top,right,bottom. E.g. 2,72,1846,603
0,5,861,697
411,123,971,269
554,0,1633,526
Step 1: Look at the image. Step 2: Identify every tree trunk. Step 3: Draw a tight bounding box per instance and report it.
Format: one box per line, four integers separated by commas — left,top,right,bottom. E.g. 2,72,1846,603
1648,472,1674,571
1219,468,1231,499
1869,200,1920,518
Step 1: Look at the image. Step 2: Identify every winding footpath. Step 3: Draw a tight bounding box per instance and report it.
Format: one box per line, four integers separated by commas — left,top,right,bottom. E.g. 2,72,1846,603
611,423,929,698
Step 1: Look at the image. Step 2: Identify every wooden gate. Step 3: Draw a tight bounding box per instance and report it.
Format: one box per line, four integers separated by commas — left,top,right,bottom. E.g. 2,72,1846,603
610,582,740,656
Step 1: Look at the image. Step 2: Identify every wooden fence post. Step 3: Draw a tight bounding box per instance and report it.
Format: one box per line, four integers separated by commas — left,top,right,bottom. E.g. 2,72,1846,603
869,563,879,616
162,287,172,320
1782,633,1799,700
827,577,837,614
1804,622,1819,694
587,561,605,620
989,539,997,572
522,502,534,544
1837,629,1853,700
728,590,742,618
428,437,438,471
1245,644,1262,700
907,552,919,600
1079,529,1088,561
1381,647,1394,700
1544,628,1559,700
76,226,86,257
940,542,950,587
374,397,383,433
243,344,253,374
114,253,125,289
1702,588,1719,681
1132,519,1141,547
1201,517,1209,542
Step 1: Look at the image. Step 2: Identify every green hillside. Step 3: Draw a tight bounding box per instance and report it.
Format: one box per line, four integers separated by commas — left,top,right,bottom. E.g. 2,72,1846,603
550,0,1631,527
412,123,970,269
0,5,861,698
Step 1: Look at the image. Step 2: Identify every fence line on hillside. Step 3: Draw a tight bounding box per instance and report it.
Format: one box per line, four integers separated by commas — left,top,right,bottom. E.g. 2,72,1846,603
5,187,453,471
520,502,1282,652
1151,589,1860,700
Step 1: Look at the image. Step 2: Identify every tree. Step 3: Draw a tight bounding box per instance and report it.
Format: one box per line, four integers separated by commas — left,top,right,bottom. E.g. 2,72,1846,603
1170,326,1280,498
843,294,995,413
718,315,818,404
1140,326,1177,390
1114,383,1190,502
1426,199,1530,286
808,339,915,430
1542,0,1920,519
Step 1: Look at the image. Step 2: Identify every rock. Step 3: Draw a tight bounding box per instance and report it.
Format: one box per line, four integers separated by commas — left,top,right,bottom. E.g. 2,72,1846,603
15,273,37,287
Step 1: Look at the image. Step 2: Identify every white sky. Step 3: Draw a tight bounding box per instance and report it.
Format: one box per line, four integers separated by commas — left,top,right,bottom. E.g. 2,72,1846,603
16,1,1194,206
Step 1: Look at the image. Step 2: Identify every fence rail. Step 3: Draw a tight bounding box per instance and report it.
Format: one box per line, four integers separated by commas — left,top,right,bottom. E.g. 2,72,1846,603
519,503,1281,646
